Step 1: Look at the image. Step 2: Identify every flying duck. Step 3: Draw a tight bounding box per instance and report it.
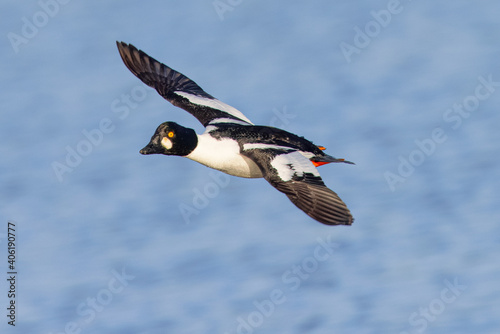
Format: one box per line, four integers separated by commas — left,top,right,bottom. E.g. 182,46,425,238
116,42,354,225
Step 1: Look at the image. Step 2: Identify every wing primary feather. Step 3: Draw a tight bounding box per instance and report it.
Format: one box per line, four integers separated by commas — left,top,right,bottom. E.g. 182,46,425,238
116,41,253,127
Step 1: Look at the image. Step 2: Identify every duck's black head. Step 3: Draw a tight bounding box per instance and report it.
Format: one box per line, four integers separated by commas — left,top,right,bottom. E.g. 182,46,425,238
140,122,198,157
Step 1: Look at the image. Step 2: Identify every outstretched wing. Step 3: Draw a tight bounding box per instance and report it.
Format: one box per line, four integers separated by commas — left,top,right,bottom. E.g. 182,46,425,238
241,144,353,225
116,42,253,127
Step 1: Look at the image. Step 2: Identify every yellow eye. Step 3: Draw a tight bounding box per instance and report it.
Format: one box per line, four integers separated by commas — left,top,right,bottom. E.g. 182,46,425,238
167,131,174,138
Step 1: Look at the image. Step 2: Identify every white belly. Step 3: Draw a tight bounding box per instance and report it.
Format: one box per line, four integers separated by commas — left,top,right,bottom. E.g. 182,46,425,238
186,134,263,178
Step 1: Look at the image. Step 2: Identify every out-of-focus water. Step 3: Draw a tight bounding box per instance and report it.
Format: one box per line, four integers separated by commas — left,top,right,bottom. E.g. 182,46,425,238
1,1,499,333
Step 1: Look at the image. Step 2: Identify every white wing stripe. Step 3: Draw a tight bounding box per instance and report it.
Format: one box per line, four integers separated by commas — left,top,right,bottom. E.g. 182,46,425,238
243,143,294,151
271,151,320,182
175,91,253,124
208,118,251,126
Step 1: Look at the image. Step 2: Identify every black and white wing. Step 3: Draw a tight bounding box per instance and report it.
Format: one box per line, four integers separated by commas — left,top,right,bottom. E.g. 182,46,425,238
116,42,253,127
242,144,353,226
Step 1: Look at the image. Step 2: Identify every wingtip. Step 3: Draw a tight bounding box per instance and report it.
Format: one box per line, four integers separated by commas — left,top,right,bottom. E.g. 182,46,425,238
320,214,354,226
116,41,138,54
116,41,127,57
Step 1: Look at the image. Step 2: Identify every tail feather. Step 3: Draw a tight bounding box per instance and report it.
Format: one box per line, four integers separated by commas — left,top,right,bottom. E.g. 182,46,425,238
311,153,355,167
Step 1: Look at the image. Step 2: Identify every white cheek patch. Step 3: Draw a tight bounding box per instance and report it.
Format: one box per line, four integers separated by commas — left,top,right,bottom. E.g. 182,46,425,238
161,137,173,150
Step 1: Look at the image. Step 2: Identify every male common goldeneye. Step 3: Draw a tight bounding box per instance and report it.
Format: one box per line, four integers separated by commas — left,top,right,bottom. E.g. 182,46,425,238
116,42,354,225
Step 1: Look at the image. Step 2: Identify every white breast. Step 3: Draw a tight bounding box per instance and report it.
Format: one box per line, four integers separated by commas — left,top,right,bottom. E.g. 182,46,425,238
186,133,263,178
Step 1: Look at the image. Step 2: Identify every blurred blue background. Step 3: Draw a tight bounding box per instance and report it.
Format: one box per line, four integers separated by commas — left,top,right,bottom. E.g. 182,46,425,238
1,1,499,333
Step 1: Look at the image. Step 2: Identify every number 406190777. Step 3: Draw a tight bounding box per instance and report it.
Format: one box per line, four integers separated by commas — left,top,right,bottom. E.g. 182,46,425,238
7,222,16,271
